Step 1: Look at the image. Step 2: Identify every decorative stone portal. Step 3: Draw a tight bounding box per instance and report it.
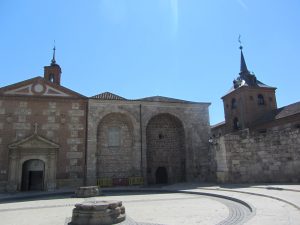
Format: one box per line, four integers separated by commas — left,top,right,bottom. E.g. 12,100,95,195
7,133,59,192
70,200,126,225
21,159,45,191
146,113,186,184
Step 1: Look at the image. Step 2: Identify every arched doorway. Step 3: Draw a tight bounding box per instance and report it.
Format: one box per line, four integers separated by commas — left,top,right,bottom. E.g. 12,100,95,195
146,113,185,184
21,159,45,191
156,167,168,184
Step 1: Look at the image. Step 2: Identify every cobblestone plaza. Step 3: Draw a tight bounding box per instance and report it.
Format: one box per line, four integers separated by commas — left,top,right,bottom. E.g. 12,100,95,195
0,183,300,225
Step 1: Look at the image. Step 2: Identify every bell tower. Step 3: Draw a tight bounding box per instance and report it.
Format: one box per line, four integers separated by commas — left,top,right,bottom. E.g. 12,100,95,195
222,42,277,132
44,46,62,85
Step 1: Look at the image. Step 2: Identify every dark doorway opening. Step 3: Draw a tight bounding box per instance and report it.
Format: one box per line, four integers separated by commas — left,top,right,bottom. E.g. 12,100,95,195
21,159,45,191
28,171,44,190
155,167,168,184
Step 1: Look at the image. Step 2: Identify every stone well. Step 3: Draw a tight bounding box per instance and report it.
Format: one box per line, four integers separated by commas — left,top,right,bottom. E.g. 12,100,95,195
70,200,126,225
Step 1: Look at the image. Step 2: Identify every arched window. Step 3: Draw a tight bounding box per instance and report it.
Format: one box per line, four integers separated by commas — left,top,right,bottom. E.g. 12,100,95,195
257,94,265,105
49,74,55,83
231,98,237,109
233,117,239,130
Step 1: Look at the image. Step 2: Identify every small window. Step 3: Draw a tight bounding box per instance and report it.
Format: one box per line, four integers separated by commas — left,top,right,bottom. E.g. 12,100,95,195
49,74,55,83
233,117,239,130
231,98,237,109
108,127,121,147
258,94,265,105
158,133,164,139
269,97,273,102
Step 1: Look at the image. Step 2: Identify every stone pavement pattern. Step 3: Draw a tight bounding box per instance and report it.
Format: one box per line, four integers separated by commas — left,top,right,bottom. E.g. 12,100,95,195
0,183,299,225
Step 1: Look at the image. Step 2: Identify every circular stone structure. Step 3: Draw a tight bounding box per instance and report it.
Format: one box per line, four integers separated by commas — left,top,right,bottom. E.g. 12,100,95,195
75,186,101,198
70,200,126,225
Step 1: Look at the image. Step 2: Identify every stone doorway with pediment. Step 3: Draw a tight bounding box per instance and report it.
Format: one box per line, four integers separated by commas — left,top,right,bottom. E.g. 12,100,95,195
7,133,59,192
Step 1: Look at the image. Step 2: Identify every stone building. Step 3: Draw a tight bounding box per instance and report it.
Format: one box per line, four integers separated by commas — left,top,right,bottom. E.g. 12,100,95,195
2,45,297,192
211,46,300,183
0,51,88,192
86,94,211,186
0,49,211,192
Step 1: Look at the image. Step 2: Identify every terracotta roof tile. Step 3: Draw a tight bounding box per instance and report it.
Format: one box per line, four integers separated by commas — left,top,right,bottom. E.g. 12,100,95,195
91,92,126,100
135,96,200,104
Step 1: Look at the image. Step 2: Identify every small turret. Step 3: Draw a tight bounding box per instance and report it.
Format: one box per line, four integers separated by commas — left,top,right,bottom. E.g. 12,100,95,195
44,45,62,85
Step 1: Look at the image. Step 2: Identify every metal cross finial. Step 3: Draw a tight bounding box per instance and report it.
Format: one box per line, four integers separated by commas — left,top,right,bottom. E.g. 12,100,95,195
34,122,38,134
238,35,243,50
51,40,56,65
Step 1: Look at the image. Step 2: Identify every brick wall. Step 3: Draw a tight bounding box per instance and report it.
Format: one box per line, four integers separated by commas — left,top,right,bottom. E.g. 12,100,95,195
0,96,87,189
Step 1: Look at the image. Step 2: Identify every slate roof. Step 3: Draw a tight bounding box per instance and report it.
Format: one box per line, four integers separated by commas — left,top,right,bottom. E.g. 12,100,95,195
223,49,276,98
224,79,276,97
91,92,127,100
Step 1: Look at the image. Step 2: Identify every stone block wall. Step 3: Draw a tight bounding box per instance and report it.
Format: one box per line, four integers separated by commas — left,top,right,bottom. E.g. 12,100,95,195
86,99,211,185
146,113,185,184
97,113,137,178
141,102,212,183
86,100,142,185
211,126,300,183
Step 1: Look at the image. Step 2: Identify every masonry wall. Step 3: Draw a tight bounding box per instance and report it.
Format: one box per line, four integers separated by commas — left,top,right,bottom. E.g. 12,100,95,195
0,96,87,191
212,126,300,183
146,113,185,184
97,113,137,179
141,101,212,183
86,99,211,186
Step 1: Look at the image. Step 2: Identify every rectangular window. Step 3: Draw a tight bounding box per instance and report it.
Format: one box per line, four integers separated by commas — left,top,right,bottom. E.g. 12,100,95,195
108,127,121,147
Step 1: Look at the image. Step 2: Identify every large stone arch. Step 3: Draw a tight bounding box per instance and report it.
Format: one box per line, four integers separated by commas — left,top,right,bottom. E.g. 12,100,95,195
96,113,138,179
146,113,186,184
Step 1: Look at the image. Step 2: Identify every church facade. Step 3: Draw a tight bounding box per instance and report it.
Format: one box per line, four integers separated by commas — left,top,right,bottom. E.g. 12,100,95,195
0,51,211,192
86,94,211,186
0,46,299,192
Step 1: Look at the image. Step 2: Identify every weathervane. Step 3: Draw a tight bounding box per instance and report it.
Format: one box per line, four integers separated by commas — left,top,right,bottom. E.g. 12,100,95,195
238,35,243,50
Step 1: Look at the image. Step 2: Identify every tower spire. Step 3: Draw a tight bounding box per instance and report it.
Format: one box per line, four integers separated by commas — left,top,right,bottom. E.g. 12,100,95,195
51,41,56,65
44,40,62,85
238,35,248,73
240,46,249,73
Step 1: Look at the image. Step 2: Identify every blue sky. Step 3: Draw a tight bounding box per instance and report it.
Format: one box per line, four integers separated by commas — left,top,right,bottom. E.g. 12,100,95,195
0,0,299,125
